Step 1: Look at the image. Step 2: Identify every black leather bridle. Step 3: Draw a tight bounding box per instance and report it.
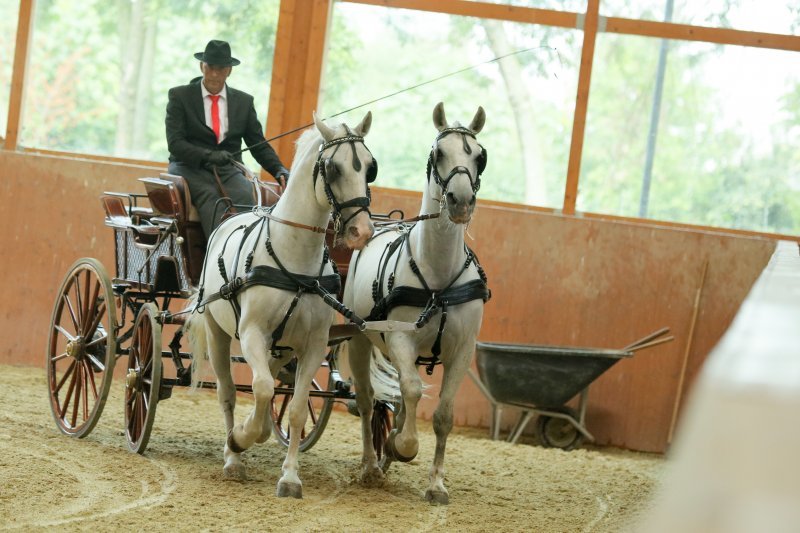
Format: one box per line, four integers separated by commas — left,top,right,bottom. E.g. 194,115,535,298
313,128,378,234
426,126,487,195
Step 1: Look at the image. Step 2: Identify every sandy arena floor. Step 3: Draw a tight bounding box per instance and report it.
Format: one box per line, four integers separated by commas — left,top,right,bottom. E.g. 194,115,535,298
0,365,665,532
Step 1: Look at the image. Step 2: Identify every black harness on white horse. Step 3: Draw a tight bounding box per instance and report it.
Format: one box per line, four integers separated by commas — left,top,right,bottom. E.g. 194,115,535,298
194,133,376,352
361,126,491,374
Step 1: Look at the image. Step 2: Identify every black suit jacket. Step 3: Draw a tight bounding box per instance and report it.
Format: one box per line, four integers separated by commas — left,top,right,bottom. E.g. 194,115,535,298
165,78,284,175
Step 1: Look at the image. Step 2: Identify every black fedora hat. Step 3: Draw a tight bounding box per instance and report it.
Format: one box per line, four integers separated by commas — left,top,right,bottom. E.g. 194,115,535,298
194,40,240,66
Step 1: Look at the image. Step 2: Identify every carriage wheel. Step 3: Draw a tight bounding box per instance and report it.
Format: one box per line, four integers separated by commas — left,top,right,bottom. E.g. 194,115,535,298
270,361,334,452
47,258,118,438
373,401,396,472
124,303,162,454
535,406,585,451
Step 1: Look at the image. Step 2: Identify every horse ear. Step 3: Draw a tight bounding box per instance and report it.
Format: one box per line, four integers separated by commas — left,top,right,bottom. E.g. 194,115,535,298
354,110,372,137
469,106,486,134
313,111,335,142
432,102,448,132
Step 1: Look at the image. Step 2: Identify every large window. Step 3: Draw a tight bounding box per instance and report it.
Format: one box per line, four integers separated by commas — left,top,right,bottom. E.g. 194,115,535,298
320,2,582,208
20,0,279,167
0,2,20,139
580,35,800,233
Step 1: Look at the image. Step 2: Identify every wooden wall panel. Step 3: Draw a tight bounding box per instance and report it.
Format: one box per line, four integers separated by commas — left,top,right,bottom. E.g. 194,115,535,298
0,151,774,452
368,188,774,452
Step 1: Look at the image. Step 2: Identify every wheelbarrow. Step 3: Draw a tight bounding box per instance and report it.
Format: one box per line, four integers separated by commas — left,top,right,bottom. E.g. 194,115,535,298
467,328,673,450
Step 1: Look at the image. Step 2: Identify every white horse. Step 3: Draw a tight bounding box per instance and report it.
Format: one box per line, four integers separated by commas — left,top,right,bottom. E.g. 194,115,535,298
186,111,376,498
343,102,490,504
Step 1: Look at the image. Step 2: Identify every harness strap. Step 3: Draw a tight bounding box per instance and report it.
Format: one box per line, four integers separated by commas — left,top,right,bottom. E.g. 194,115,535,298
257,209,330,234
368,279,490,321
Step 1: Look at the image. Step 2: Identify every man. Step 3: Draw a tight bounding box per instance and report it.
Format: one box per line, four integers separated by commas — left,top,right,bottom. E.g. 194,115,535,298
166,39,289,239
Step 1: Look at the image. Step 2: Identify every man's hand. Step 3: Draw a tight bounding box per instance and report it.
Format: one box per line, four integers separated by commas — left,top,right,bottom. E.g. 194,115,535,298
206,150,232,166
276,167,290,187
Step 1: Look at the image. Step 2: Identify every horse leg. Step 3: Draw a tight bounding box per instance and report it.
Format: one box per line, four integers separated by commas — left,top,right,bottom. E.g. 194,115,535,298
203,315,246,480
348,335,384,486
254,351,292,445
225,327,275,479
425,349,472,505
276,345,327,499
385,336,423,463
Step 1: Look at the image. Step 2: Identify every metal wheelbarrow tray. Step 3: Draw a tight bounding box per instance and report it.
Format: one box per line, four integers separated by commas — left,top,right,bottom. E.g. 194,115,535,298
468,328,673,450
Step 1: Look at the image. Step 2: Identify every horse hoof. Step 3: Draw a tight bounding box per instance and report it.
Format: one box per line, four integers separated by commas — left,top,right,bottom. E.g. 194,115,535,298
276,481,303,499
223,463,247,481
361,466,386,487
385,429,417,463
425,489,450,505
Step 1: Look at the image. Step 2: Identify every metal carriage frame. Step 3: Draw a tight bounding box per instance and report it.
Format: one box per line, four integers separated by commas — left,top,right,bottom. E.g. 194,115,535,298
46,172,394,459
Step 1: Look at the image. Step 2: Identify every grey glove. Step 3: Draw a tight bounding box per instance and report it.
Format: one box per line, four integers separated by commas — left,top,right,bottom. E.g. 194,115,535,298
206,150,232,166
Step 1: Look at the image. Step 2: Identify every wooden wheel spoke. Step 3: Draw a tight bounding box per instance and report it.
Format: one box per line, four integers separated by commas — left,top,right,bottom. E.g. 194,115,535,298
70,364,83,427
127,396,138,432
54,324,76,343
81,271,92,332
60,365,79,418
83,360,99,400
82,279,101,337
85,352,105,372
85,300,106,340
81,363,89,421
73,273,85,327
142,388,150,411
55,360,77,395
85,334,107,348
62,293,80,332
276,395,290,425
307,399,318,424
52,352,70,363
126,390,137,408
137,395,145,434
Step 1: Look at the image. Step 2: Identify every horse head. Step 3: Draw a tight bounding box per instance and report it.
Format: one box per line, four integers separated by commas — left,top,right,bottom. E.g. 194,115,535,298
428,102,487,224
313,111,376,250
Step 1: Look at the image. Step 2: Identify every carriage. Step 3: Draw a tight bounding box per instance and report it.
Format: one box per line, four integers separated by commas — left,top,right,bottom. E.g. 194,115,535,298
47,105,490,502
45,168,394,456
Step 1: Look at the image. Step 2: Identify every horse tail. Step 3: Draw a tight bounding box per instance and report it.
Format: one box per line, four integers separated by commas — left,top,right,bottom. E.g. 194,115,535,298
369,347,402,402
183,294,208,391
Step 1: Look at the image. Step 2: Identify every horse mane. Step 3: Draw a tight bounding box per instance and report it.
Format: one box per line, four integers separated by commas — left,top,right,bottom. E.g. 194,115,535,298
292,120,351,175
292,127,324,176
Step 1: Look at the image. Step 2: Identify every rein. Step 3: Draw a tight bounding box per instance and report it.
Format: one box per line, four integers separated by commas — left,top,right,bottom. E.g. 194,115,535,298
252,206,331,234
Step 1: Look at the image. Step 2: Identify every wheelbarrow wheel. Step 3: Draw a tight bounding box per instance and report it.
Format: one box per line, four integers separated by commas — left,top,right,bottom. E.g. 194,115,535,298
535,406,584,451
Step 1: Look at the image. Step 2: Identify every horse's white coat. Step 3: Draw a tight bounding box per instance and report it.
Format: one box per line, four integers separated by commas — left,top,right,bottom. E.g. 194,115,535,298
185,112,375,498
343,103,488,503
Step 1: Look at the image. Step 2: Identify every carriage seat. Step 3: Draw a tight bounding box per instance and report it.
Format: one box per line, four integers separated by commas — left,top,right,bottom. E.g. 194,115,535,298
140,173,283,286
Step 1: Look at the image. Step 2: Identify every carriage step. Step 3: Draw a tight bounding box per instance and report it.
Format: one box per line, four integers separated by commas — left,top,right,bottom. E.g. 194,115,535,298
158,384,173,401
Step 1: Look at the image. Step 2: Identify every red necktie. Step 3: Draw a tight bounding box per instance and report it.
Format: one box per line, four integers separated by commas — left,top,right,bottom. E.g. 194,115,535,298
210,95,221,143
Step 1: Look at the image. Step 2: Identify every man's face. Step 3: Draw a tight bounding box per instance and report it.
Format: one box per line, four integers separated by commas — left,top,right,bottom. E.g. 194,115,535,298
200,62,232,94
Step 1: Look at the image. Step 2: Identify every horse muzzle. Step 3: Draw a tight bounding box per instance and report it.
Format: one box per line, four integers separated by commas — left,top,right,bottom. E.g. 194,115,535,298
445,192,476,224
342,210,374,250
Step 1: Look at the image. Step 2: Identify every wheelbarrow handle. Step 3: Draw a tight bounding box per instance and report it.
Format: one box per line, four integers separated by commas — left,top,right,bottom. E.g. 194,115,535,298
627,335,675,353
623,326,671,351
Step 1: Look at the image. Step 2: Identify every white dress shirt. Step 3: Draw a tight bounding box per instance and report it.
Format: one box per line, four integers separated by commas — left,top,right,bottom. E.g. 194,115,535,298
201,83,228,143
